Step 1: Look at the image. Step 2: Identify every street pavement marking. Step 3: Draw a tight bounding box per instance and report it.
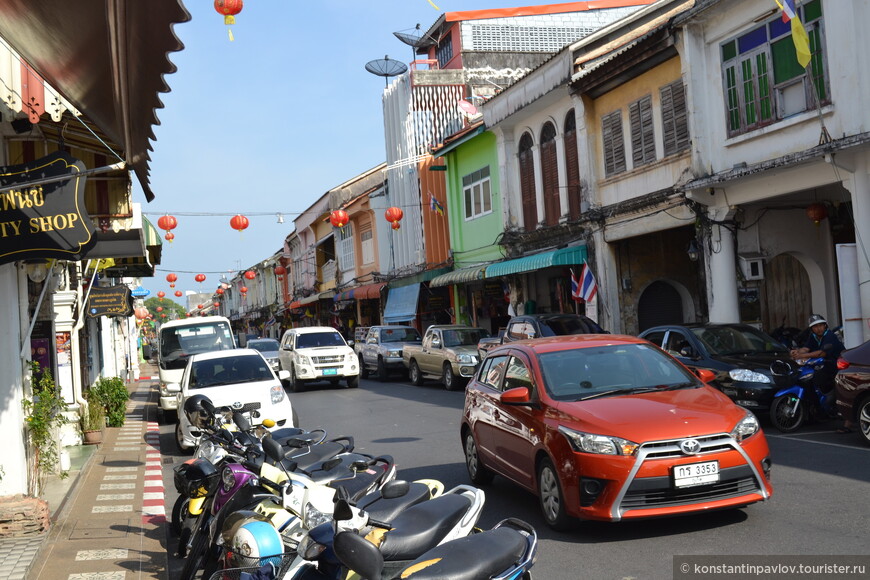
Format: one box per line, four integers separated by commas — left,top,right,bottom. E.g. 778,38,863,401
96,494,134,501
766,432,870,451
91,505,133,513
100,483,135,490
75,549,129,561
103,475,136,480
142,505,165,516
105,467,138,472
142,492,163,501
112,447,141,451
68,572,126,579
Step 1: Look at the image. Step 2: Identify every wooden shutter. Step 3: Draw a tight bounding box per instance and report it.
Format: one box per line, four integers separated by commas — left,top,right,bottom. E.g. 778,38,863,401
564,111,581,220
518,133,537,231
602,110,626,177
662,80,690,155
540,122,559,226
629,95,655,166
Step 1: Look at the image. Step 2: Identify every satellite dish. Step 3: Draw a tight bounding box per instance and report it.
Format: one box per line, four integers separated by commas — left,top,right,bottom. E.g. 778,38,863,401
393,24,426,48
365,55,408,87
458,99,479,116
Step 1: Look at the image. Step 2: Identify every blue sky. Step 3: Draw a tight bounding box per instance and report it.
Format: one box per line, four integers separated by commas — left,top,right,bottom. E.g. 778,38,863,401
139,0,561,293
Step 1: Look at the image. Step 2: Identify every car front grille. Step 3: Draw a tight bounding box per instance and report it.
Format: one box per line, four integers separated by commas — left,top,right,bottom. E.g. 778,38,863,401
620,465,761,509
312,355,344,364
235,402,261,414
639,433,735,459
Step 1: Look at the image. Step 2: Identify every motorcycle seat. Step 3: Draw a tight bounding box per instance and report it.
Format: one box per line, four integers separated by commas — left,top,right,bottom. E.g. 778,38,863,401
398,527,528,580
378,493,472,561
357,482,433,523
285,441,348,471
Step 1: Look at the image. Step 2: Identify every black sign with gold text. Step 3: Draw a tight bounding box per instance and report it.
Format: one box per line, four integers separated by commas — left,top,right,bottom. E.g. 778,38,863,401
87,285,133,318
0,151,94,265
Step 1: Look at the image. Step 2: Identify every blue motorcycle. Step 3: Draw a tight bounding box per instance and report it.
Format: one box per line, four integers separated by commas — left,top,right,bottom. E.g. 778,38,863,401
769,357,837,432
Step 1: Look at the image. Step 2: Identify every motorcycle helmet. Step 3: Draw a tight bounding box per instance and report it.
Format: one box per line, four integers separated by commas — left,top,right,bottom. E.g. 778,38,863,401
173,457,220,499
228,519,283,569
807,314,827,328
220,510,271,546
184,394,216,429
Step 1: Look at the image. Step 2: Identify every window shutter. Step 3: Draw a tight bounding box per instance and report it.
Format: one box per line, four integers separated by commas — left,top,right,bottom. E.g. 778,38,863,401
540,123,559,226
602,111,625,177
518,134,538,231
662,81,690,156
564,111,581,220
629,95,655,167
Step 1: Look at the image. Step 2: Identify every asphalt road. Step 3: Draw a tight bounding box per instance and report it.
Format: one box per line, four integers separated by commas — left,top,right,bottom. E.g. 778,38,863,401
159,376,870,580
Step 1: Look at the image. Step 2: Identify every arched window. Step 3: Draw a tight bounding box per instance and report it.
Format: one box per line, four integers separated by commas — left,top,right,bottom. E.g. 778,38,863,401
518,133,537,231
563,110,581,220
540,122,560,226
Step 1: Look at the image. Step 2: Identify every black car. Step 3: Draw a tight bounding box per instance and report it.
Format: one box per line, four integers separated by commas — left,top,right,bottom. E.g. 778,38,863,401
478,313,607,358
639,323,790,413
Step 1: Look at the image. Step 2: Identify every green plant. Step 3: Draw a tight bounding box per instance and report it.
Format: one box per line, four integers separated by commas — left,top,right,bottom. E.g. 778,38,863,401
22,361,69,493
80,400,105,431
88,376,129,427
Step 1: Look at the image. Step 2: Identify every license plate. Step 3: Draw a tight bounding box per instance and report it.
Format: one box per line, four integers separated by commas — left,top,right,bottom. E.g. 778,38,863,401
673,461,719,487
322,368,338,376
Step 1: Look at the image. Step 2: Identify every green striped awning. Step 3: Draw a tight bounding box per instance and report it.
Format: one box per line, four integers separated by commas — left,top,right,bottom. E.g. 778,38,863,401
429,265,488,288
485,245,587,278
142,216,162,247
389,266,452,288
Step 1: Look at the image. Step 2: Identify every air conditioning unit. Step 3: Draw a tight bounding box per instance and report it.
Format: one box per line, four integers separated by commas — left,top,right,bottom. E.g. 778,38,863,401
739,254,765,281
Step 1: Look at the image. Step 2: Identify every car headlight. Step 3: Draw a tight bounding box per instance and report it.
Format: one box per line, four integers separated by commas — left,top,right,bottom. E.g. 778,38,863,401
386,350,402,358
298,354,310,365
728,369,772,383
221,465,236,492
730,410,760,442
270,385,285,404
558,426,638,456
303,502,331,528
457,354,479,364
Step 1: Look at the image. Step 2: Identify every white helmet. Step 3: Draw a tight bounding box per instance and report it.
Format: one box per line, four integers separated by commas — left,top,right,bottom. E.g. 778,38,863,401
807,314,827,328
229,519,283,569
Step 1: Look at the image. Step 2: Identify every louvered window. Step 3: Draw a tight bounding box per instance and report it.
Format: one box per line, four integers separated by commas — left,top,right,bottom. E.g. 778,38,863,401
563,111,581,220
602,110,626,177
629,95,656,167
518,133,538,231
360,228,374,265
338,222,355,272
661,80,690,156
540,122,560,226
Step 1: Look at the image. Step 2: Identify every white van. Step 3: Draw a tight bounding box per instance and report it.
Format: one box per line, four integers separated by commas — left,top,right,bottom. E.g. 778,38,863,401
156,315,235,423
278,326,359,392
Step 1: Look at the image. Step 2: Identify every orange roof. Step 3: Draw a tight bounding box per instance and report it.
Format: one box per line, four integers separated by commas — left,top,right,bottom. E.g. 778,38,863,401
445,0,657,22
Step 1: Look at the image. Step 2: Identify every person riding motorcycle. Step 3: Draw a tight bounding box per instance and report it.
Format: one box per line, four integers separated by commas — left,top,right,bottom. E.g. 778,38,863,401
789,314,844,415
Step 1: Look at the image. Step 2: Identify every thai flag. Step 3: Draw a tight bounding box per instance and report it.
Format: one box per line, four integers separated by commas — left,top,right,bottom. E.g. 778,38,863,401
571,263,597,303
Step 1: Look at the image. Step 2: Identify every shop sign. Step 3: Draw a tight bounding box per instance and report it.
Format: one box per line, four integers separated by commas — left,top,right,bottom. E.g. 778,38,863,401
87,285,134,318
0,151,94,265
131,286,151,297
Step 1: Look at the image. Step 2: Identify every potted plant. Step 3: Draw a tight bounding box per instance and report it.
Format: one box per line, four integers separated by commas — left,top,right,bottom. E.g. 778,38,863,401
80,401,105,445
89,376,129,427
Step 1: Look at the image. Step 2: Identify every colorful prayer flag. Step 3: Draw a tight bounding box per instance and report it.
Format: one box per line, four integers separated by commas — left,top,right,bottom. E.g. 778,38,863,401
429,194,445,216
774,0,811,68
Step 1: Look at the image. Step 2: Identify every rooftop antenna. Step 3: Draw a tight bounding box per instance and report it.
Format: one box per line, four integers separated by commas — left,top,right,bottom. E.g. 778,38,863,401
364,55,408,88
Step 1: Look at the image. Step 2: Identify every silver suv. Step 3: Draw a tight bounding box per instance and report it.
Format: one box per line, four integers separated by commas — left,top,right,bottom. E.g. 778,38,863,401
358,325,423,381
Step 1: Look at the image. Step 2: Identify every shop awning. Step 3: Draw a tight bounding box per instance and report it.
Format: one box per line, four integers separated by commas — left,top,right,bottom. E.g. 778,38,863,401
290,291,334,309
383,283,421,324
0,0,191,202
389,266,452,288
334,282,386,302
430,265,488,288
485,245,587,278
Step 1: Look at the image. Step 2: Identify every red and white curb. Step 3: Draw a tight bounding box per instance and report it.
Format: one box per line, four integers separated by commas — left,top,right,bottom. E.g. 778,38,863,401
143,422,165,525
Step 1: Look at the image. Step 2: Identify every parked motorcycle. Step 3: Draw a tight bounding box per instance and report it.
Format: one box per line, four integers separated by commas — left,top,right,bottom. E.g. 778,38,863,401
769,356,839,432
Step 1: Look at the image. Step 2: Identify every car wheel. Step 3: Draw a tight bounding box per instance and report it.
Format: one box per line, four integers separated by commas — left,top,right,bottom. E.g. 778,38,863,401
292,408,300,428
175,422,193,455
537,457,572,531
376,357,388,382
156,407,165,425
443,363,461,391
463,429,493,485
346,374,360,388
769,394,805,433
359,355,369,379
857,397,870,446
409,360,424,386
288,364,304,393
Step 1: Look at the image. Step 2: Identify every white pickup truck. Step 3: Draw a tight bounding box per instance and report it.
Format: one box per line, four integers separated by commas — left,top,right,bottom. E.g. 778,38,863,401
401,325,489,390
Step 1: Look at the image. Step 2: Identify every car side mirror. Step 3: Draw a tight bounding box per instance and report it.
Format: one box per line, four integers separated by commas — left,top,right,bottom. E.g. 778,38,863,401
695,368,716,383
680,346,698,358
500,386,532,406
431,339,441,348
347,340,354,347
166,383,181,393
278,370,290,380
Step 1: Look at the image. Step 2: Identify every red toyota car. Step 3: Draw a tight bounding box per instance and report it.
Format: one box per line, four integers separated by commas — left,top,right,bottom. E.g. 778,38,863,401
461,335,773,530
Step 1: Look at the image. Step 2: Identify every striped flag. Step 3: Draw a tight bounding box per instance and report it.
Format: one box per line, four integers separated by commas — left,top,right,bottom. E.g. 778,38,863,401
774,0,811,68
571,263,597,303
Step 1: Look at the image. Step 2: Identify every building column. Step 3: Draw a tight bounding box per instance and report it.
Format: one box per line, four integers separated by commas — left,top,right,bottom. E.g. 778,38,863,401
705,210,740,323
842,152,870,343
555,133,569,219
493,127,519,229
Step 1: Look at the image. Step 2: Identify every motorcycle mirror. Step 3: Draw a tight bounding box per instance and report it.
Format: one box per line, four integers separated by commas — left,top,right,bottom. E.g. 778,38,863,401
321,457,342,472
285,437,306,449
334,531,384,579
333,498,354,521
351,460,369,471
380,480,409,500
233,411,252,432
251,410,261,418
262,436,285,463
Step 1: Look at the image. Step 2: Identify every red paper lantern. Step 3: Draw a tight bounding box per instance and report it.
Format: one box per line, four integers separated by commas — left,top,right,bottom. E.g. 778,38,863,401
274,265,287,278
169,283,175,288
134,307,149,320
161,313,167,318
806,203,828,225
157,215,177,232
216,287,225,295
385,206,404,229
166,273,178,283
244,270,256,280
175,290,183,297
195,274,206,283
213,302,220,308
240,286,248,294
157,306,163,312
391,221,401,230
214,0,243,40
330,210,349,228
230,214,250,233
198,304,203,309
165,232,175,243
157,291,166,299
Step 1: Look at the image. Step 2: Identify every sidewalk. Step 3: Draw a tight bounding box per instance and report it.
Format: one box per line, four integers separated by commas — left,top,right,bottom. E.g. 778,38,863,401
2,361,169,580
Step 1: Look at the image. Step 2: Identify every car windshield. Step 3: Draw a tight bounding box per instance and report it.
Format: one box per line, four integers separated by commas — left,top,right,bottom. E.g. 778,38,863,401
539,316,604,336
442,328,489,347
296,332,346,349
190,354,273,388
539,343,699,401
159,322,234,370
247,339,279,352
380,328,422,343
691,326,787,356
